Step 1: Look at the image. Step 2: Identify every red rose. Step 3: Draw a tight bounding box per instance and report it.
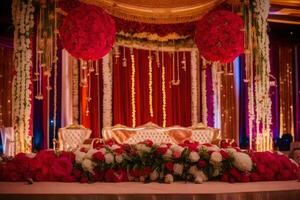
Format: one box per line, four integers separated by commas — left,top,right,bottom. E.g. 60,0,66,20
80,175,89,183
72,169,82,180
113,169,128,182
264,169,275,181
250,172,261,182
129,168,141,178
142,167,152,176
79,147,88,153
105,139,115,146
221,173,229,182
229,168,241,181
115,148,124,155
35,150,56,165
256,164,266,174
241,174,250,182
139,140,153,147
63,175,77,182
155,147,168,155
198,160,207,168
60,151,75,163
279,169,291,180
220,150,229,160
51,157,73,180
92,170,105,181
220,141,229,148
93,152,105,161
165,162,174,171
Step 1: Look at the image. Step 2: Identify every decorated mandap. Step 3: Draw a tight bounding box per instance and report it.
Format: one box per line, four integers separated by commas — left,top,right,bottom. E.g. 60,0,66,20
0,0,300,199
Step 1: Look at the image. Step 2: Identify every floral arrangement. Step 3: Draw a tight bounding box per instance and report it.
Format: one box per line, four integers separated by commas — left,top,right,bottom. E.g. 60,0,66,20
12,0,35,153
195,10,244,63
0,140,298,183
59,3,116,60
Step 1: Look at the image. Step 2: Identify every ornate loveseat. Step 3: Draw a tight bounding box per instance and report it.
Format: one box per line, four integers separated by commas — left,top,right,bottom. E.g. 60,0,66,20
102,122,220,144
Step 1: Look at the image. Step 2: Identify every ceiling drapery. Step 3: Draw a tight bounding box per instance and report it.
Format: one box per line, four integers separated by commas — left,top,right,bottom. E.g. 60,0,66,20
80,0,225,24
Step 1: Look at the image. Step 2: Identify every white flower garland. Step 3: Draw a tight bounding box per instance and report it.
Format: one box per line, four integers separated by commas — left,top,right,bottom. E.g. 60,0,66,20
102,53,112,127
212,62,221,128
191,49,198,125
253,0,272,151
72,56,79,124
12,0,34,153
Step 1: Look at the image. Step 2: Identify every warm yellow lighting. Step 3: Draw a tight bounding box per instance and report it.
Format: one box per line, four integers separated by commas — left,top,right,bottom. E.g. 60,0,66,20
131,51,136,127
148,51,154,117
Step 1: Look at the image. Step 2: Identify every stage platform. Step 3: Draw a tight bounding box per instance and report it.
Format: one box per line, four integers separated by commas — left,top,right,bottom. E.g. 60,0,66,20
0,181,300,200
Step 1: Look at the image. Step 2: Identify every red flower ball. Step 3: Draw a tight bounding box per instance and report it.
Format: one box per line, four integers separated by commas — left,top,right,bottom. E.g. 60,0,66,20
59,3,116,60
195,10,244,63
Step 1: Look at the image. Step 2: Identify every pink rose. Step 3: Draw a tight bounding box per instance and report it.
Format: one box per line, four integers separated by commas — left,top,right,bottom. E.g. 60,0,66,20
172,151,181,159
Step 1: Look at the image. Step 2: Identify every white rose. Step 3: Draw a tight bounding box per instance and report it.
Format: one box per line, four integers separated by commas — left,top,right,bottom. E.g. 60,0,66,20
232,152,252,172
75,150,86,164
111,144,120,150
128,174,135,181
136,144,151,153
188,165,198,175
194,170,208,182
210,152,222,164
115,154,123,163
225,148,237,154
99,147,107,154
163,149,172,160
150,170,159,181
26,153,36,159
164,174,174,184
212,167,220,177
139,176,145,182
194,175,204,184
205,145,220,152
82,159,94,174
105,153,114,164
189,151,200,162
173,163,184,175
85,149,99,159
170,145,185,154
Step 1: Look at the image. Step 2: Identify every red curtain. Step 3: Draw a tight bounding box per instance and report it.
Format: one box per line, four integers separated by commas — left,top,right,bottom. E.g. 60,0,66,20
113,47,191,127
81,61,103,137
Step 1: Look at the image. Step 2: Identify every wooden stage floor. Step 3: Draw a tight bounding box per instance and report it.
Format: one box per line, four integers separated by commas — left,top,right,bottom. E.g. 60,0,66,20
0,180,300,200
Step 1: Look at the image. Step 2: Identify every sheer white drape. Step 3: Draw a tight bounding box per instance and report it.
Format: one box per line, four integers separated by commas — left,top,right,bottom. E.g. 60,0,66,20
61,49,73,127
0,127,15,156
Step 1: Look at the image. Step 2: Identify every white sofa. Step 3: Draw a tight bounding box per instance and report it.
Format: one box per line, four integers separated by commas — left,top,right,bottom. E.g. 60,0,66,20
102,122,220,144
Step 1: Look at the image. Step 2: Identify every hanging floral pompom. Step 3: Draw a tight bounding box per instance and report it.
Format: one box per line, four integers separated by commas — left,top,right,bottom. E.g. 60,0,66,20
195,10,244,63
59,3,116,60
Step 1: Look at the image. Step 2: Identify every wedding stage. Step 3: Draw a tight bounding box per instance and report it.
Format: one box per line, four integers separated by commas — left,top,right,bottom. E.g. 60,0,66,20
0,181,300,200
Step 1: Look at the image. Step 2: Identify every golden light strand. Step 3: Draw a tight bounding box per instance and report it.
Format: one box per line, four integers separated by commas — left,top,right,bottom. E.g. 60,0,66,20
130,48,136,127
162,51,167,127
53,0,58,141
148,50,154,117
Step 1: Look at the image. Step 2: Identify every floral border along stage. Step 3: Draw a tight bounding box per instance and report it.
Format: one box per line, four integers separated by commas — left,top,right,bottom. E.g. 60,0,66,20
0,140,298,183
12,0,35,153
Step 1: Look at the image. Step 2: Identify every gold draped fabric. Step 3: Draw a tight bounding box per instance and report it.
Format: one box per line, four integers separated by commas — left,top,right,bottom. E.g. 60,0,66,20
81,0,224,24
279,46,294,137
0,46,13,127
